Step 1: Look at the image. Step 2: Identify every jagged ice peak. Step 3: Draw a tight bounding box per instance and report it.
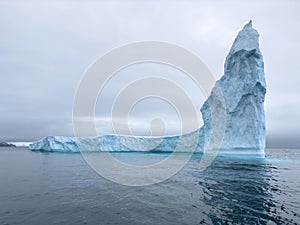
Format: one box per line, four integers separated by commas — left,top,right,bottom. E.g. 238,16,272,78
229,20,260,54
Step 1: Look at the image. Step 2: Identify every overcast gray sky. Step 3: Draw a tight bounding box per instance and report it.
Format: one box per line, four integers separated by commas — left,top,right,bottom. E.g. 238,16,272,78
0,0,299,147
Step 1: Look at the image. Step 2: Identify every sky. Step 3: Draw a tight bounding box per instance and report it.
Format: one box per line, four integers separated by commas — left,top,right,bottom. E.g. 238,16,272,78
0,0,299,147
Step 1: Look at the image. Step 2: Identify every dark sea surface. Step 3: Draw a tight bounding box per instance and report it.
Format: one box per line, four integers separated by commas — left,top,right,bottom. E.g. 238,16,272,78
0,147,299,225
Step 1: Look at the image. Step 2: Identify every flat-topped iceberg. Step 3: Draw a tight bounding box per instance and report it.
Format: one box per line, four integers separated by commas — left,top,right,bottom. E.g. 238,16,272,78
30,21,266,155
29,132,198,153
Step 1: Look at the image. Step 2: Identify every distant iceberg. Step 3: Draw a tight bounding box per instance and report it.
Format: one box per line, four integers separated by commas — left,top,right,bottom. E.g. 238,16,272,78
30,21,266,156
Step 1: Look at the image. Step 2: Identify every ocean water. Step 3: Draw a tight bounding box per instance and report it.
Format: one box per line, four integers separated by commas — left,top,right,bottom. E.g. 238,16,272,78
0,148,299,225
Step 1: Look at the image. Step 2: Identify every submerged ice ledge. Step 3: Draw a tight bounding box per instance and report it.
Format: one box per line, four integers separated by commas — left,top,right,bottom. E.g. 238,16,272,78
29,21,266,156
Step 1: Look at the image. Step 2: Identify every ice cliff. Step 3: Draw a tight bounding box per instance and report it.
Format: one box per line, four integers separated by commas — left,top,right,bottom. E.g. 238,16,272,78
199,20,266,155
29,21,266,154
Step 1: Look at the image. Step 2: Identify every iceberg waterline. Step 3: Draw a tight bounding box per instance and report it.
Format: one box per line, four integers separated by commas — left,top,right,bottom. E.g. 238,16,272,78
30,21,266,155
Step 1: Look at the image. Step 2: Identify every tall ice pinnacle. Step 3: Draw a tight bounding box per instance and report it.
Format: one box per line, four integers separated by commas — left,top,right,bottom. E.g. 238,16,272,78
200,20,266,155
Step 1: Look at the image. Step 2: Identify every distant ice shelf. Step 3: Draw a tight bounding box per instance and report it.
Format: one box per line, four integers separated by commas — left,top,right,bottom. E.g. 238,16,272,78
29,20,266,156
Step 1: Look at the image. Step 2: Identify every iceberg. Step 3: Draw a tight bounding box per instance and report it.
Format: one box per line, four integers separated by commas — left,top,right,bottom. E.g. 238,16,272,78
29,132,199,153
29,21,266,155
199,20,266,156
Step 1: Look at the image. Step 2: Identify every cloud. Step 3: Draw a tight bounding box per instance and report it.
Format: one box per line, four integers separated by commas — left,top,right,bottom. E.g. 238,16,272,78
0,0,300,147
